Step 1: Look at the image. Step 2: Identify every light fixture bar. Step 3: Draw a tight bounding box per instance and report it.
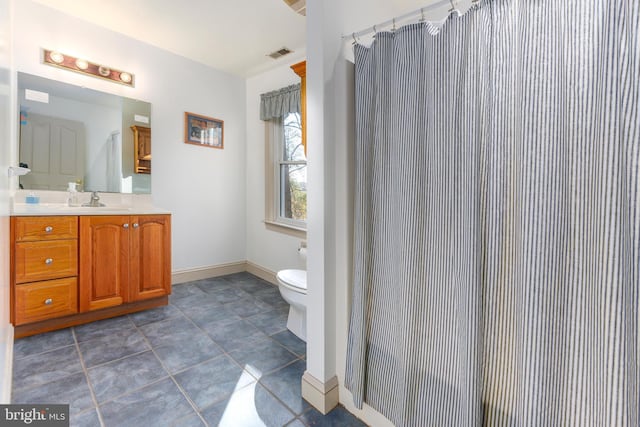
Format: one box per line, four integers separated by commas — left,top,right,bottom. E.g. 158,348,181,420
42,49,135,87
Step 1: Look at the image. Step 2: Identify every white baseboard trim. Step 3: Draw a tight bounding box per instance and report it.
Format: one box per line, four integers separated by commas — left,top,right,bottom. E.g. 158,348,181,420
245,262,278,285
171,261,279,286
301,372,339,415
338,384,395,427
171,261,246,284
1,324,14,403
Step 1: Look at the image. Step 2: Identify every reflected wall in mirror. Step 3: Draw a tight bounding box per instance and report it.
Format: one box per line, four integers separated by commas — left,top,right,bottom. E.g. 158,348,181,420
18,72,152,194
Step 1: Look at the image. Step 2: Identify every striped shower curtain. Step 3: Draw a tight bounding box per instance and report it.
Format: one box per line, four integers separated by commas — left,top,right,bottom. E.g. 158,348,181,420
345,0,640,426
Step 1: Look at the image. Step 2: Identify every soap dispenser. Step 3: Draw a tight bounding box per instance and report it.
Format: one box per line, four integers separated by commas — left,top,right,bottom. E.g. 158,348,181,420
67,182,80,207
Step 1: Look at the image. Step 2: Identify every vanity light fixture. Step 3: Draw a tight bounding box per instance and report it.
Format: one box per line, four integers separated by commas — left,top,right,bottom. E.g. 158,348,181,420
42,49,135,87
75,58,89,70
119,72,132,84
49,51,64,64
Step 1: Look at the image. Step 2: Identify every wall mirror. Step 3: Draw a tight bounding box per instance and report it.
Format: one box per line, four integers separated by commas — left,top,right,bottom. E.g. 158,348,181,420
17,72,152,194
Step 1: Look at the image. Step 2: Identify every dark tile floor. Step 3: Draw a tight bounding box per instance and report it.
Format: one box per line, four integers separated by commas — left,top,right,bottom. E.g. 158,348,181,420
12,272,366,427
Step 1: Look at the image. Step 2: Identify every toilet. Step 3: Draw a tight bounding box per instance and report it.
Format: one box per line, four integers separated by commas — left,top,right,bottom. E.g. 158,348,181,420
277,269,307,341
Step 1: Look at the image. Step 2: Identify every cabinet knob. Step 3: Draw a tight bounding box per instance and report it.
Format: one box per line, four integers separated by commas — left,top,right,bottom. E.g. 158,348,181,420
133,223,139,228
45,258,53,265
123,223,129,229
44,298,53,305
45,226,53,233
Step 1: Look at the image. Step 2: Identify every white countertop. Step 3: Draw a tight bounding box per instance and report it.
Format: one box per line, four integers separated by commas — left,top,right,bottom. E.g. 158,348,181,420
11,190,170,216
11,203,171,216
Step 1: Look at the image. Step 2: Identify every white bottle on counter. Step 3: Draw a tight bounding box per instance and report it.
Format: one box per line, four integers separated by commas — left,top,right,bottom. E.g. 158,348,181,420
67,182,80,206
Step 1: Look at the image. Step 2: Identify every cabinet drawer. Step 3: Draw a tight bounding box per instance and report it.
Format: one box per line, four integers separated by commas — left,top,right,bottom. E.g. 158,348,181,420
14,278,78,325
14,216,78,242
15,240,78,283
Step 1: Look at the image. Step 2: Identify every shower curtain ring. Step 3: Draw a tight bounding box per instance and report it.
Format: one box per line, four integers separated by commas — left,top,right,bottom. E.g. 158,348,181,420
392,18,396,31
420,8,425,22
352,33,358,45
449,0,461,15
373,25,377,36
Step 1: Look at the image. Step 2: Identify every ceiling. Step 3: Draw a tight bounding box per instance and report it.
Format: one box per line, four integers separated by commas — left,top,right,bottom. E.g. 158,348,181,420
31,0,307,77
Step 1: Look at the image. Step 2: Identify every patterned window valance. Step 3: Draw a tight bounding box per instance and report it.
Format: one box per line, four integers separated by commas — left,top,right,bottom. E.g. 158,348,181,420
260,83,300,121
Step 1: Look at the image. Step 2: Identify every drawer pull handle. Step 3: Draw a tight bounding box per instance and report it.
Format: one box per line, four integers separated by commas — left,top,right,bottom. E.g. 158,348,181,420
123,223,129,229
45,258,53,265
44,298,53,305
133,223,139,228
45,226,53,233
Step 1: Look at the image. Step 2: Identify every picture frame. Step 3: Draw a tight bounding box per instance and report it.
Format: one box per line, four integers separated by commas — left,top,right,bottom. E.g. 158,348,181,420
184,112,224,149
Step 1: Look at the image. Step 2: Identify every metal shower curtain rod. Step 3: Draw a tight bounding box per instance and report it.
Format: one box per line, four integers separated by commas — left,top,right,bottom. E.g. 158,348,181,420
341,0,470,42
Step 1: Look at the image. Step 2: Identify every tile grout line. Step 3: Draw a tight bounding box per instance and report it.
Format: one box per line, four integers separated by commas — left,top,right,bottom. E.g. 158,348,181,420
177,280,303,361
171,278,305,423
10,344,80,394
78,318,172,407
71,327,106,427
228,278,311,423
76,314,205,425
14,274,307,427
171,288,268,379
75,316,182,423
180,276,306,426
129,313,210,427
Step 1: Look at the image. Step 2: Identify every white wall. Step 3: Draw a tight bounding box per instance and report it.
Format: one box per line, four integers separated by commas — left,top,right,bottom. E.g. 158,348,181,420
12,0,248,272
306,0,456,425
245,61,306,276
0,0,13,403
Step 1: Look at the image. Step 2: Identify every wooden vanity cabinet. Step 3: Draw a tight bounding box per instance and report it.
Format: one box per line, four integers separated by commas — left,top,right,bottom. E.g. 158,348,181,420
11,214,171,338
10,216,79,325
79,214,171,311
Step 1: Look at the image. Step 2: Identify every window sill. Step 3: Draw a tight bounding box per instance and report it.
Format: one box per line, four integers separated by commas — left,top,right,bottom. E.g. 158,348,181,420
264,220,307,239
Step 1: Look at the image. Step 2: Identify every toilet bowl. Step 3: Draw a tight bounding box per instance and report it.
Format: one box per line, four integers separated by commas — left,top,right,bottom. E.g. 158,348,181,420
277,269,307,341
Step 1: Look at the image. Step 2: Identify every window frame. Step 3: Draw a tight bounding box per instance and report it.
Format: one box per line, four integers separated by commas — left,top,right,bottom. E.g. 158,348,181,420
275,112,306,229
264,116,307,237
264,60,307,238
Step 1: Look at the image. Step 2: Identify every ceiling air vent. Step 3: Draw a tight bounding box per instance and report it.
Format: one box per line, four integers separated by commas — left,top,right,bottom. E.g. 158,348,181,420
267,47,293,60
283,0,306,16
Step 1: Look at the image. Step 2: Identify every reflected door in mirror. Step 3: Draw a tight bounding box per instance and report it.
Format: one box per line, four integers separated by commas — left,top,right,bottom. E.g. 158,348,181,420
20,113,86,190
131,125,151,174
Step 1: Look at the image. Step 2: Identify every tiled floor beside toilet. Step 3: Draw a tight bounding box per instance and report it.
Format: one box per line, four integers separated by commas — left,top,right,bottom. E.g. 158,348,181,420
11,273,366,427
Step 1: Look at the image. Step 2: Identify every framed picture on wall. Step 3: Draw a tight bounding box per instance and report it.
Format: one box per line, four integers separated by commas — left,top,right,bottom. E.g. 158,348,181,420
184,112,224,149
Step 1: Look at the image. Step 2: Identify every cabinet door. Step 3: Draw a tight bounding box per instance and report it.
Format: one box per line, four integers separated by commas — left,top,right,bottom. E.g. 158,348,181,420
130,215,171,301
79,216,130,311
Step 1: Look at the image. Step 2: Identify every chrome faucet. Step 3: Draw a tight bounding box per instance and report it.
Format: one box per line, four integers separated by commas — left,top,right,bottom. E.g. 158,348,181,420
83,191,106,207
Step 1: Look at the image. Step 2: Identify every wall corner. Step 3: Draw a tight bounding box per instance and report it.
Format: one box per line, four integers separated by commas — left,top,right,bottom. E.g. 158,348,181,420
301,371,339,415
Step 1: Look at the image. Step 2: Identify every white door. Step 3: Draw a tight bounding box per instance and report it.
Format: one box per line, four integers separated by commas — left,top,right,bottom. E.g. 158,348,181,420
19,113,85,191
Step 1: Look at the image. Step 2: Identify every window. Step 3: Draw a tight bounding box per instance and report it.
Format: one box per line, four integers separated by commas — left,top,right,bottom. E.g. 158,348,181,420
262,61,306,236
277,112,307,226
265,113,307,234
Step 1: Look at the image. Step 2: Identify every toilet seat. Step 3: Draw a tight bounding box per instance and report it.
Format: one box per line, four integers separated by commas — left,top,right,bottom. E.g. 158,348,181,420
277,269,307,294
